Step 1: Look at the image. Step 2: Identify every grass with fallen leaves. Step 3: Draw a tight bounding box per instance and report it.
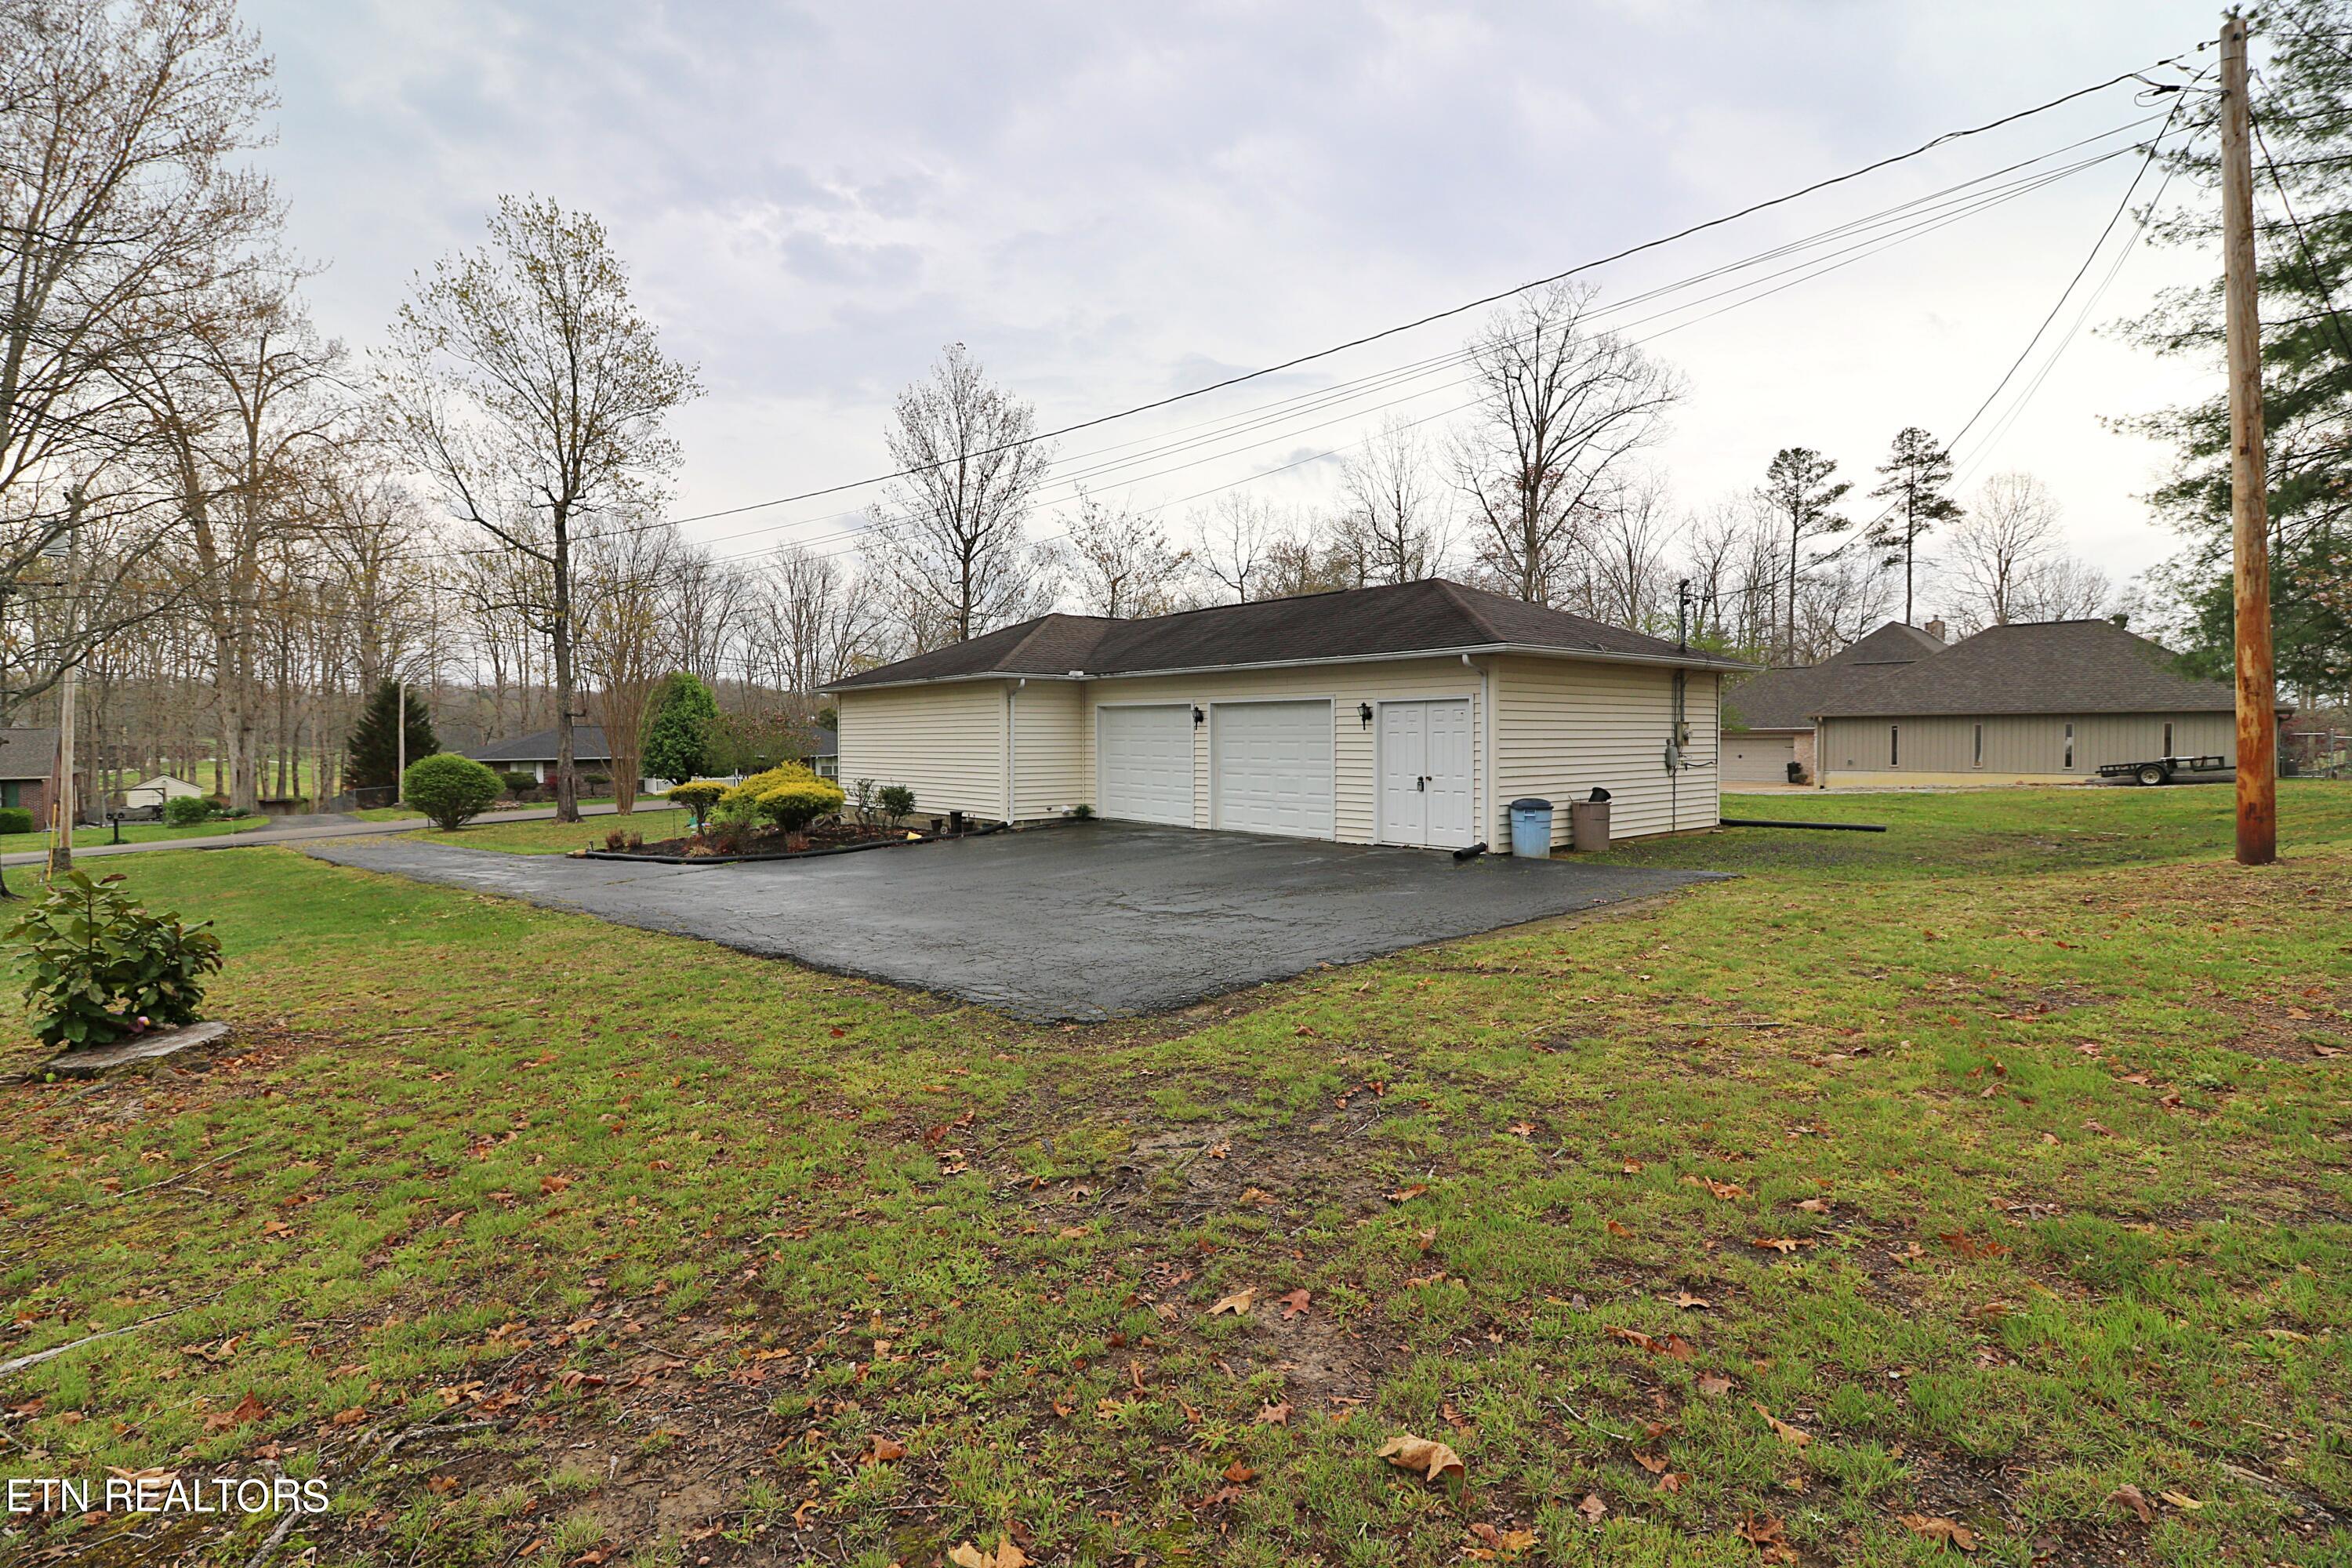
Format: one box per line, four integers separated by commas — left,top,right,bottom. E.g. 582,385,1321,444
1,784,2346,1567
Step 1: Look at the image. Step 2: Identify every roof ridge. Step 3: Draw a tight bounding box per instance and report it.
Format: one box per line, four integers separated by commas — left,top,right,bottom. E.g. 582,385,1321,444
1428,577,1507,643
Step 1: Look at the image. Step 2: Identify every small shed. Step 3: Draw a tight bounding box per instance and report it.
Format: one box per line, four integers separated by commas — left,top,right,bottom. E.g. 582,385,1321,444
121,774,204,811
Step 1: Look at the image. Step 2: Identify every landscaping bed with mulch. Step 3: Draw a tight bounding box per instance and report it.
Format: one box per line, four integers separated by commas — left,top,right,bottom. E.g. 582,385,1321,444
579,818,979,864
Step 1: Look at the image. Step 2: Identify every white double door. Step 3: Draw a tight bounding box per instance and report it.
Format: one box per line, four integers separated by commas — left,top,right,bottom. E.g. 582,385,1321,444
1377,699,1475,849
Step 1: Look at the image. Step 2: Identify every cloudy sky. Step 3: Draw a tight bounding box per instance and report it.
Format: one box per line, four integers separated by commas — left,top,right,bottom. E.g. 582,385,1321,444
245,0,2240,613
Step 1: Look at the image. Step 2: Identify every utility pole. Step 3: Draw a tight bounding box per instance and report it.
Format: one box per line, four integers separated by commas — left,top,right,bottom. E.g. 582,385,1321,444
395,675,406,803
46,488,84,879
2221,9,2279,866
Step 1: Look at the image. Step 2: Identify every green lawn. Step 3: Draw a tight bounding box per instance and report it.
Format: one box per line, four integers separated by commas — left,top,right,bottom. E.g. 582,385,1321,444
1,785,2346,1566
0,815,277,856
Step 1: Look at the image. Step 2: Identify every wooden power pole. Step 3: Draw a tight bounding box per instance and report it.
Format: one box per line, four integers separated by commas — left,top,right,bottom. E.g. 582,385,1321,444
2220,10,2278,866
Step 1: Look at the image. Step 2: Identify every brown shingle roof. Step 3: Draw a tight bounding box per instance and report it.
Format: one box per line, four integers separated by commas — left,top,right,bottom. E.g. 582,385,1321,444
825,579,1747,691
0,727,56,781
1813,619,2243,718
1722,622,1947,731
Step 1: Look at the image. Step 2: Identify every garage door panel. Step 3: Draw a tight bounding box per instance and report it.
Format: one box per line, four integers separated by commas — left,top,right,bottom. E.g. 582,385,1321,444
1213,701,1334,840
1098,705,1193,826
1723,733,1797,784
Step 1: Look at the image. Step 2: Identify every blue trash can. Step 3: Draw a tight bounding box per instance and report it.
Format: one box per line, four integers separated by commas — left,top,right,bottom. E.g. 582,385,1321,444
1508,797,1553,859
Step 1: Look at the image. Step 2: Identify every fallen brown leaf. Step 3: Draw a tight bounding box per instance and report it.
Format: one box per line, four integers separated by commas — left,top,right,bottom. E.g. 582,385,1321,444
1754,1403,1809,1447
1377,1432,1466,1484
1279,1288,1312,1319
1576,1492,1607,1522
2107,1483,2154,1523
947,1537,1029,1568
1896,1513,1977,1552
1208,1288,1255,1316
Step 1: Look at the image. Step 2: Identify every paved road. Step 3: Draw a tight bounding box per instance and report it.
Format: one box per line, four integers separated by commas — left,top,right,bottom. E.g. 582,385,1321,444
307,820,1723,1021
0,802,680,869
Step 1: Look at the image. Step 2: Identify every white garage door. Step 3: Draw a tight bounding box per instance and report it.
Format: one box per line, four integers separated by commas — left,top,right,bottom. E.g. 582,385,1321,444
1213,701,1334,840
1723,731,1798,784
1098,704,1194,826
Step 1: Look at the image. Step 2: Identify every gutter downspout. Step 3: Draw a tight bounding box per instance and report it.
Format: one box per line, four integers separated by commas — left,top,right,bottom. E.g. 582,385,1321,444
1464,653,1492,845
1007,678,1025,824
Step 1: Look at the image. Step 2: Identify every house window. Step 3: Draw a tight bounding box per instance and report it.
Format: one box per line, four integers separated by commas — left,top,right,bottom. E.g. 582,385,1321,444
2162,721,2173,756
1973,724,1984,768
1889,726,1900,768
2063,723,2075,770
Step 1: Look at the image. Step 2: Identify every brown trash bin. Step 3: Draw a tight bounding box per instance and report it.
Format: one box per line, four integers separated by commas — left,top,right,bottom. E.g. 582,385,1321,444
1568,797,1610,853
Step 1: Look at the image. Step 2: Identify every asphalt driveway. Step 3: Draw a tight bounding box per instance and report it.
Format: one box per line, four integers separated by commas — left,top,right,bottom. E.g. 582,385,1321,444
305,822,1724,1021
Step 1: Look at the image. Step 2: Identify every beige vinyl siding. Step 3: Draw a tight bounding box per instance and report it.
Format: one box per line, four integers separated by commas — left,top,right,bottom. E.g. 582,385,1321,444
1084,657,1485,844
1494,658,1718,844
835,681,1008,820
1819,710,2236,782
1011,680,1088,818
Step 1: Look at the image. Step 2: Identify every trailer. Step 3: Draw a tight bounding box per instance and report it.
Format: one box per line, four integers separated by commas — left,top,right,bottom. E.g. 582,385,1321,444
2096,753,2228,786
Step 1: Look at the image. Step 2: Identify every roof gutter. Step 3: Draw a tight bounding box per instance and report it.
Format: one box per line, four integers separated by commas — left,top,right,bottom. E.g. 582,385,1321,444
826,641,1754,695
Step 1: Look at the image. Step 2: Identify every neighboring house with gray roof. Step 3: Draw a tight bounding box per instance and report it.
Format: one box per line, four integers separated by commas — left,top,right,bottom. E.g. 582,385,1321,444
1719,621,1949,784
822,578,1751,850
466,726,616,786
0,727,56,821
1809,618,2288,785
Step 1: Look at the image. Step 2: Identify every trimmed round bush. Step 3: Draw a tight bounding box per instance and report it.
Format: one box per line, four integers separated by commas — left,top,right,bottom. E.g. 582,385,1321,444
497,770,539,797
402,753,505,831
163,796,212,826
0,806,32,835
664,778,731,833
721,764,845,834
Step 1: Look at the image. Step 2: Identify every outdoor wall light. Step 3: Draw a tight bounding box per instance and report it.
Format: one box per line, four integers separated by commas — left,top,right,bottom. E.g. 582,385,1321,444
1358,702,1374,728
1192,706,1205,726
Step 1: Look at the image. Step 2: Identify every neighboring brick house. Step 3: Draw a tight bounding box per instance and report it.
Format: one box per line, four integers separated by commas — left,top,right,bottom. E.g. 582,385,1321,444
1719,622,1948,784
0,728,55,822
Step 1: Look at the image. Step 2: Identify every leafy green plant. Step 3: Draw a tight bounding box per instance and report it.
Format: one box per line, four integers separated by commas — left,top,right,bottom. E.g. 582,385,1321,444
877,784,915,826
402,754,505,831
163,796,212,826
641,671,720,783
1068,803,1094,820
664,779,731,833
722,764,846,834
5,870,224,1049
497,770,539,797
0,806,31,835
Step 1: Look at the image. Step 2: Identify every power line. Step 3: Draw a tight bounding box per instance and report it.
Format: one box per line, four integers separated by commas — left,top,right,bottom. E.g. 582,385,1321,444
425,114,2168,570
495,50,2201,548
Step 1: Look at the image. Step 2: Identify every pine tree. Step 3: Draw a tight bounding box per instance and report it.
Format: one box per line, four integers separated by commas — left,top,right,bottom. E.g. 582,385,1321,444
1866,427,1961,626
347,680,440,791
641,670,720,783
2125,0,2352,702
1759,447,1851,662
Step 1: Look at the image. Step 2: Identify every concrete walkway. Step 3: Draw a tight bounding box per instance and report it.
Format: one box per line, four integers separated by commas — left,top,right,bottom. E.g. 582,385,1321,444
306,820,1724,1021
0,802,679,869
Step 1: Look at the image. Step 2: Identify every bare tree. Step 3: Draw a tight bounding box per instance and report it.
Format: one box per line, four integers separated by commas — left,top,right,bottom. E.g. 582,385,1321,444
1452,282,1683,605
2013,555,2111,623
1946,471,2060,631
1190,493,1285,603
0,0,278,728
866,343,1053,649
1758,446,1851,663
1058,488,1191,617
122,278,342,813
1587,474,1675,634
381,195,700,823
575,520,679,812
666,544,751,691
750,544,882,711
1338,414,1447,585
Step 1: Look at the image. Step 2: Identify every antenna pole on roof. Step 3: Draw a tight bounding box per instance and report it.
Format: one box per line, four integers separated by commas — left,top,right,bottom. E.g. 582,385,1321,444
2220,9,2278,866
1677,579,1691,653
